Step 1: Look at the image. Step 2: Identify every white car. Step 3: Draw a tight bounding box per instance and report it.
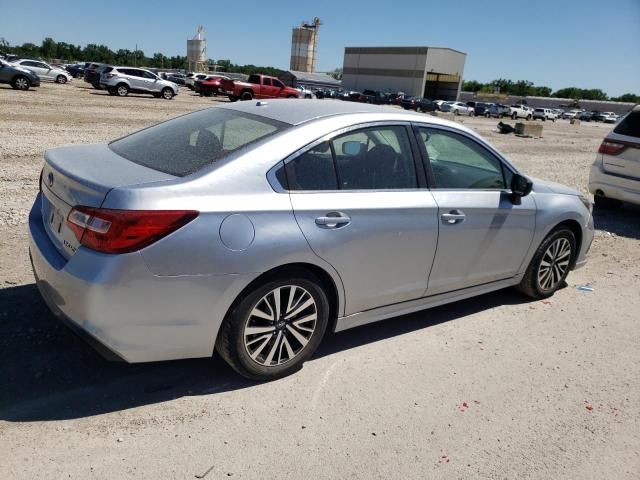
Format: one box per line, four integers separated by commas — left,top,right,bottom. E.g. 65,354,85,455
441,101,474,116
562,110,581,119
601,112,618,123
295,86,314,99
532,108,558,122
10,59,72,84
508,105,533,120
589,105,640,207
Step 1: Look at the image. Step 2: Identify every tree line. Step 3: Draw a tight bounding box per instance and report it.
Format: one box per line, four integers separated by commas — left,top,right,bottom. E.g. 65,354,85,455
462,79,638,103
0,37,283,77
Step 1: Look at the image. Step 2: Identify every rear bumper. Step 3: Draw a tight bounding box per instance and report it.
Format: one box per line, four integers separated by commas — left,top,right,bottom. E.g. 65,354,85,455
28,194,256,363
589,162,640,206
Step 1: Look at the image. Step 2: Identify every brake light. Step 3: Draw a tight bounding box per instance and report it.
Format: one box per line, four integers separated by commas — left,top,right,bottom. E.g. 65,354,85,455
598,140,627,156
67,207,198,254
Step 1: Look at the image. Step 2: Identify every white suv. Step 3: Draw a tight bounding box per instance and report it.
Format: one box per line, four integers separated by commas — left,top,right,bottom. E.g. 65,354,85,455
589,105,640,208
100,67,179,99
532,108,558,122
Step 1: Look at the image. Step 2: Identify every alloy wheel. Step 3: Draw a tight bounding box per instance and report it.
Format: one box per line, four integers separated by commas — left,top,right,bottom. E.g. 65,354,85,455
243,285,317,367
15,77,28,90
537,237,572,291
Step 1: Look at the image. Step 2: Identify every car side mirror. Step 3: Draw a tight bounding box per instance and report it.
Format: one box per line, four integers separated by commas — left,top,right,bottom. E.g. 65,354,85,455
342,141,362,156
510,173,533,203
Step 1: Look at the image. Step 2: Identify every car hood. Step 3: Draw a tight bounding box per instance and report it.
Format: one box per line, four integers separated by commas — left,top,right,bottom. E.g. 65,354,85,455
531,177,581,196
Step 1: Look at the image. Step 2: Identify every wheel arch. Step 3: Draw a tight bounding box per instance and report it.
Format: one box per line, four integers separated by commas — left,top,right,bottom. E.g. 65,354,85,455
553,219,582,269
219,262,343,343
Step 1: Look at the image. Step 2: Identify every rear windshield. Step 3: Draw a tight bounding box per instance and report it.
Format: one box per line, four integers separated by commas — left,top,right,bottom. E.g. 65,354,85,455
109,108,289,176
614,110,640,138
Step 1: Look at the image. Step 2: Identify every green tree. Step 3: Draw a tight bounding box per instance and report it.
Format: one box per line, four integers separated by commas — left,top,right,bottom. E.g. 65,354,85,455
610,93,639,103
462,80,484,92
330,68,342,80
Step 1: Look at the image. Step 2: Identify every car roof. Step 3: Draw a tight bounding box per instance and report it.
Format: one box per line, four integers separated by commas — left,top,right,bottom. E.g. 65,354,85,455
218,99,441,126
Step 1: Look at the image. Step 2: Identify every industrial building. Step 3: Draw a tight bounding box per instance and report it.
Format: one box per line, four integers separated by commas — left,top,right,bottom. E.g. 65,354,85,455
187,26,207,72
341,46,466,100
290,18,320,73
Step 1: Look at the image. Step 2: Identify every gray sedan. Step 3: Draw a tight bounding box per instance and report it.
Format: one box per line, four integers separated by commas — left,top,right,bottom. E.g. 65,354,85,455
29,100,594,380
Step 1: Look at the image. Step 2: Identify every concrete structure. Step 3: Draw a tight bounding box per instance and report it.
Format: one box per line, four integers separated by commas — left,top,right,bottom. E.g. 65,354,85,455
459,91,636,115
279,70,340,90
187,26,207,73
290,18,320,73
342,46,466,100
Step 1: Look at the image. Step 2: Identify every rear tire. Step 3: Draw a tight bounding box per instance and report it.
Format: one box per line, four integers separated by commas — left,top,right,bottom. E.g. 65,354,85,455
115,83,129,97
517,227,576,299
56,75,67,84
11,75,31,90
216,271,330,381
228,95,238,102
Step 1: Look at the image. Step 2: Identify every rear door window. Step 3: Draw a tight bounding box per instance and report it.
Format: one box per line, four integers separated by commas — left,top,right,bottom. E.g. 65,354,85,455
614,111,640,138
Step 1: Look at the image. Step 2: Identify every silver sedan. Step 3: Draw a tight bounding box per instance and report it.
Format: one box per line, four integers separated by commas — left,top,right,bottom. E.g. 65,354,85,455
29,100,594,380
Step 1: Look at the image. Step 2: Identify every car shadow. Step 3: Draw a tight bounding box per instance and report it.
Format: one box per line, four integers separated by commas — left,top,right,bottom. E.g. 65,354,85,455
593,202,640,240
0,283,530,422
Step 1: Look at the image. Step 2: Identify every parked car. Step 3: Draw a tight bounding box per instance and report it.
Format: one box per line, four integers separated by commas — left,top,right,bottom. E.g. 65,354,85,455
193,75,220,94
591,111,609,122
295,86,314,99
441,101,474,116
99,66,178,99
400,96,436,112
508,105,533,120
166,73,186,85
602,112,618,123
472,102,493,116
532,108,558,122
221,74,300,101
578,111,594,122
84,63,111,89
359,90,387,105
0,58,41,90
433,100,447,111
562,109,582,119
66,63,88,78
199,75,231,97
486,104,510,118
11,59,72,84
29,100,594,380
589,105,640,208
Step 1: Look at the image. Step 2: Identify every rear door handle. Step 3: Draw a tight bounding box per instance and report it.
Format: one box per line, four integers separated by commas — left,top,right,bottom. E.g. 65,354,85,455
315,213,351,229
441,210,466,225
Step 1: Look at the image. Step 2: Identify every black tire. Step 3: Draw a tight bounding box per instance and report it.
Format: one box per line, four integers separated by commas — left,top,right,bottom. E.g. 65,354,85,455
11,75,31,90
56,75,67,84
527,115,532,121
517,227,576,299
287,94,297,98
240,91,253,101
594,193,622,209
512,112,517,120
161,87,173,100
115,83,129,97
228,95,238,102
454,109,460,116
216,271,330,380
92,82,102,90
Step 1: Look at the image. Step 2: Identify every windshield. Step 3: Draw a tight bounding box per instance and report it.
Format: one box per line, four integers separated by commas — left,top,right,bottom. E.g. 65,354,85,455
109,108,290,176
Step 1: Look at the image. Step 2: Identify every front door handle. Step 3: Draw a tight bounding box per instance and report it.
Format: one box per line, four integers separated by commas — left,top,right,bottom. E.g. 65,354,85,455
315,213,351,229
441,210,466,225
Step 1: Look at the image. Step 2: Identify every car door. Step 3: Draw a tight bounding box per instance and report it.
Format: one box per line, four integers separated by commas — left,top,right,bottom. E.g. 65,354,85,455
271,79,287,98
415,126,536,295
285,123,439,315
125,69,145,91
261,77,277,98
140,70,159,92
20,61,47,79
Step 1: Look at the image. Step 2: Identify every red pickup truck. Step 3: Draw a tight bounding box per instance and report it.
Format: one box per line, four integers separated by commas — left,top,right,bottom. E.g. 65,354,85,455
221,74,300,101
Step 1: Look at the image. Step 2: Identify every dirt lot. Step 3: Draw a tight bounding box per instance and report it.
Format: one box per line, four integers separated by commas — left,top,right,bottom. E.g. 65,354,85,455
1,82,638,479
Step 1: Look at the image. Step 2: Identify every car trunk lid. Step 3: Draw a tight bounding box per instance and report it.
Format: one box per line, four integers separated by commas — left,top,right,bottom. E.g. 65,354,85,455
41,143,175,259
602,132,640,179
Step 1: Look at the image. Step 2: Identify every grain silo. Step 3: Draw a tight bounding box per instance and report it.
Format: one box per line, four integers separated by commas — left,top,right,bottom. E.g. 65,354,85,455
187,26,207,72
290,17,320,73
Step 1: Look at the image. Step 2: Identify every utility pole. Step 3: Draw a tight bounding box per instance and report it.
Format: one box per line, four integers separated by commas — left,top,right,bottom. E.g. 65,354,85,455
134,43,137,66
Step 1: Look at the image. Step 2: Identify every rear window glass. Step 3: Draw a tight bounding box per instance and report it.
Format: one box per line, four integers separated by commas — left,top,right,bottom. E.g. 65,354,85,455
614,110,640,138
109,108,289,176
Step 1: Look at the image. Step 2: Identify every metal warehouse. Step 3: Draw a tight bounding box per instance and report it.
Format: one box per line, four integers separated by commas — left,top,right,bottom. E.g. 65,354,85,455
341,46,466,100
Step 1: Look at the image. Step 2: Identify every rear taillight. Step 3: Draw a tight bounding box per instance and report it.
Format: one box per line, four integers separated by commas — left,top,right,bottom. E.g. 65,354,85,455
598,140,627,156
67,207,198,254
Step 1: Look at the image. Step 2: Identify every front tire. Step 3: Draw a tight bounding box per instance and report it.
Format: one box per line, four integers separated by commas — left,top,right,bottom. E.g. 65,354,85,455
216,272,330,380
512,112,517,120
11,75,31,90
517,227,576,299
240,91,253,101
161,87,174,100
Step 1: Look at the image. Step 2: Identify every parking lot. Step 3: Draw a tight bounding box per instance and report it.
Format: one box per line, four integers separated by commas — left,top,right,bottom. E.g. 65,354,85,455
1,82,639,479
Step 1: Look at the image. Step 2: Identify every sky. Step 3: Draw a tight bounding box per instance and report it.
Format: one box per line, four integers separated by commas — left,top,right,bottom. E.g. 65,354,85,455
1,0,639,96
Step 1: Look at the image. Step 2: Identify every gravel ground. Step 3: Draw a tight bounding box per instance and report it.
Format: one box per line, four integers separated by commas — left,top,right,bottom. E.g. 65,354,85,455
1,82,639,479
